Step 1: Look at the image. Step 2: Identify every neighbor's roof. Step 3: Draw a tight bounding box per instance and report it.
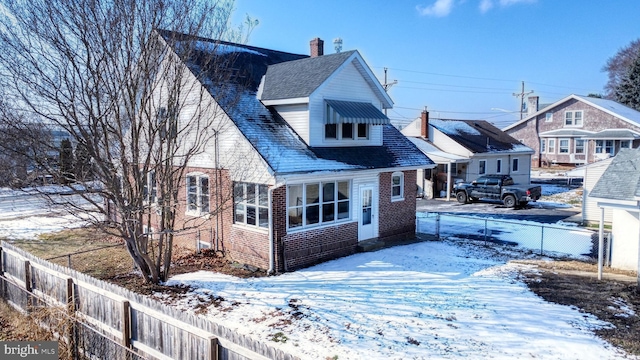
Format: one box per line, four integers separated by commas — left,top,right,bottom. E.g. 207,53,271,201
582,129,640,140
430,119,533,154
158,30,432,175
539,129,595,137
503,94,640,131
405,137,468,163
589,148,640,201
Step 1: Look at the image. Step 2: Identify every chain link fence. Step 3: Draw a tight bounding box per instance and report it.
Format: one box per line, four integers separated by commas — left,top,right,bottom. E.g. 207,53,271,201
417,212,604,259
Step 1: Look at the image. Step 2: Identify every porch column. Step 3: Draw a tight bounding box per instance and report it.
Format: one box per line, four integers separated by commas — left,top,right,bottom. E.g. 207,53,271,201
598,206,604,280
447,163,452,201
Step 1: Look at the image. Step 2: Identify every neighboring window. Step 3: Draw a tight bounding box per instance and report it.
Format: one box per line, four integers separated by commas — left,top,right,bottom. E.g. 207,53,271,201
559,139,569,153
564,111,583,126
287,180,350,229
620,140,631,149
391,172,404,200
548,139,556,153
186,174,209,215
496,159,502,174
595,140,614,155
425,169,432,179
157,107,177,141
450,163,458,175
324,124,337,139
357,123,369,139
512,158,519,172
143,170,157,204
540,139,546,153
234,183,269,228
575,139,585,154
545,113,553,122
478,160,486,175
324,123,368,140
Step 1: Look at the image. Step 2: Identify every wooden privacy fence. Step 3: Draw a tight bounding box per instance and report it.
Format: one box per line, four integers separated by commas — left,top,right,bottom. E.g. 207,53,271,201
0,241,299,360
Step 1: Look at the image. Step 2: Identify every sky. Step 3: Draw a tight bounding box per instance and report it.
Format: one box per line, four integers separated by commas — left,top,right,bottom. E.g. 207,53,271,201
231,0,640,129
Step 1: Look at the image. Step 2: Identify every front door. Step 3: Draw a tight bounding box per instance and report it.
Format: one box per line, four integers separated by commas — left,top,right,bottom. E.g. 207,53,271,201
358,186,376,240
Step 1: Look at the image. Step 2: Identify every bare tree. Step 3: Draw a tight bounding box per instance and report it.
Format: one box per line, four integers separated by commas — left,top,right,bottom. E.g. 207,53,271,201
0,0,256,283
603,38,640,99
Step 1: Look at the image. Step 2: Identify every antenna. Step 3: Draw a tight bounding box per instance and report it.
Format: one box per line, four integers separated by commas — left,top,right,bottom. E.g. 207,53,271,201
333,38,342,53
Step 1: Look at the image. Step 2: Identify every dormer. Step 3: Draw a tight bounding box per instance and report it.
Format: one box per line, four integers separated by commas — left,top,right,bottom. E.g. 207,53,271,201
258,39,392,147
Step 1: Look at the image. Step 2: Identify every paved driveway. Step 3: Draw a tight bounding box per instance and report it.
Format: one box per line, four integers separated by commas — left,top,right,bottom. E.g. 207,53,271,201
417,197,581,224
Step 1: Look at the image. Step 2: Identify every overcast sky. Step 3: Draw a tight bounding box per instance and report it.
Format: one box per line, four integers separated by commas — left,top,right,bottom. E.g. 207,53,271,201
232,0,640,128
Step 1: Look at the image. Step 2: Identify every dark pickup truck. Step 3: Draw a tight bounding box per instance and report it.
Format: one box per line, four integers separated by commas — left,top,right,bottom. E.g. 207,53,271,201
453,175,542,208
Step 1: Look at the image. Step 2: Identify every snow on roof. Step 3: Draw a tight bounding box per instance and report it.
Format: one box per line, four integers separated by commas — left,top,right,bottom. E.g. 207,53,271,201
431,119,533,154
575,95,640,125
431,119,481,136
406,137,468,163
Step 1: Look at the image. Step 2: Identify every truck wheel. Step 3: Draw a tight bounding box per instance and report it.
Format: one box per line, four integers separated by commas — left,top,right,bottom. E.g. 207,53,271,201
503,194,516,208
456,192,468,204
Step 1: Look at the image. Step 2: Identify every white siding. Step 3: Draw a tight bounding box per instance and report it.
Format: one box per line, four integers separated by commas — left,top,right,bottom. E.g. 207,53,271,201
274,104,310,143
400,118,422,137
308,60,384,147
610,208,639,271
583,159,614,224
429,128,472,157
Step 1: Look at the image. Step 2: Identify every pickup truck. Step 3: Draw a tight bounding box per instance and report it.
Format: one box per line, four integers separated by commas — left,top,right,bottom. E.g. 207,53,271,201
452,175,542,208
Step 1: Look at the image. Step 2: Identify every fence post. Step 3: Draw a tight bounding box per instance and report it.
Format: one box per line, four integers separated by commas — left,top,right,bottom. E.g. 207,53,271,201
208,336,219,360
435,214,440,240
122,301,131,349
484,219,488,245
540,226,545,256
68,254,72,269
66,277,78,360
0,246,3,276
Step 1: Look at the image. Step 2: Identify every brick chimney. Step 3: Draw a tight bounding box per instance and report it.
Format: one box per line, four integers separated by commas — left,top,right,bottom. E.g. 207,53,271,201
310,38,324,57
527,96,539,116
421,108,429,139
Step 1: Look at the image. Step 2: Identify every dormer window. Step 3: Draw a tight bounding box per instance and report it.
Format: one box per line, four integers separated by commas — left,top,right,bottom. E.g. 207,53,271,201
324,99,389,141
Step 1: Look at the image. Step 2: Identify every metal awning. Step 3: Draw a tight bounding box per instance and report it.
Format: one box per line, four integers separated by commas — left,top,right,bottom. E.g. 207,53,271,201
325,99,390,125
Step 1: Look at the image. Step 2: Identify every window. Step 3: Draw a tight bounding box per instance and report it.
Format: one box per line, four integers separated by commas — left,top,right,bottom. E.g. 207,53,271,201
595,140,614,155
540,139,546,153
512,158,519,172
545,113,553,122
559,139,569,153
143,171,157,204
496,159,502,174
478,160,486,175
548,139,556,153
234,183,268,228
287,180,350,229
186,174,209,215
575,139,585,154
357,123,369,139
157,107,177,141
485,177,499,186
620,140,631,149
391,172,404,200
325,104,369,140
564,111,583,126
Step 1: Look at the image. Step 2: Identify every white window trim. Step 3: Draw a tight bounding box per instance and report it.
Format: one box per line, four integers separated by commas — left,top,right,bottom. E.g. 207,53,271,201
540,139,546,153
594,140,614,155
558,138,570,154
512,158,520,173
391,172,404,202
574,139,585,154
185,173,210,217
478,160,487,175
564,110,584,127
233,183,269,230
496,159,502,174
286,180,352,231
545,112,553,122
547,139,556,154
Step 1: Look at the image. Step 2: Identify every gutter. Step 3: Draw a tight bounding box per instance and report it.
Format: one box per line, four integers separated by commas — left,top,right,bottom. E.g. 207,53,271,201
267,186,275,275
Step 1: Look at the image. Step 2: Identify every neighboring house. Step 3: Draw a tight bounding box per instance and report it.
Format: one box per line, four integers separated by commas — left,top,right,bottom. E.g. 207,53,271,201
402,110,533,199
588,148,640,273
581,158,614,225
503,95,640,168
149,32,433,272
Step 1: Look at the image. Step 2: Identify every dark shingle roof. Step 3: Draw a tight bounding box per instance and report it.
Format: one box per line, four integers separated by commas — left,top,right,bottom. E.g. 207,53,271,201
159,30,432,174
431,119,533,154
590,148,640,201
260,51,356,100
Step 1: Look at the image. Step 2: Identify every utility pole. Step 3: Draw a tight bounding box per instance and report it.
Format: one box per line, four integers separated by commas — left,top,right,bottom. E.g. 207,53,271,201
512,81,533,120
382,67,398,116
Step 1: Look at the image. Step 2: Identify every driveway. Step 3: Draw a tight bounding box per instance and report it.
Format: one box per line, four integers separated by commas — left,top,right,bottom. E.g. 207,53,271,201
417,197,581,224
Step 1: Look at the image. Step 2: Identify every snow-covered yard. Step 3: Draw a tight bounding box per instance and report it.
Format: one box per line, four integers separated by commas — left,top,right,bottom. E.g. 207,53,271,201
1,185,637,359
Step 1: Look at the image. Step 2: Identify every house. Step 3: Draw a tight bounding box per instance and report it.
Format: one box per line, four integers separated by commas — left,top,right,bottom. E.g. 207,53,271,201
503,95,640,168
588,148,640,275
581,158,614,225
151,32,433,273
401,110,533,200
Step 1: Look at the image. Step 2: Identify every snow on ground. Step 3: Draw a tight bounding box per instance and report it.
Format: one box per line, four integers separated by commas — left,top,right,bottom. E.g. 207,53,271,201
163,240,632,360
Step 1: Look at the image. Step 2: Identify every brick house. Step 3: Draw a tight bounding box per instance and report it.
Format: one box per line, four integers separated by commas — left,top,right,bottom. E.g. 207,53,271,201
148,31,433,273
402,110,533,200
503,95,640,168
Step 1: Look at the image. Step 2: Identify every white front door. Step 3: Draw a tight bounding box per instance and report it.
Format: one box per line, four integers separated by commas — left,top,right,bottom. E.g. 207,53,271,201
358,186,376,240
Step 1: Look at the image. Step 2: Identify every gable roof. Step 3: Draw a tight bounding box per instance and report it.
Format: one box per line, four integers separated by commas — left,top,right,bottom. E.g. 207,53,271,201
503,94,640,131
158,30,432,175
431,119,533,154
589,148,640,201
259,50,393,108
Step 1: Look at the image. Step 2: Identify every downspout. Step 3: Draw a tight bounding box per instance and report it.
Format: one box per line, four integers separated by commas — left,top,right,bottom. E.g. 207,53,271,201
446,162,452,201
598,206,604,280
267,187,274,275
